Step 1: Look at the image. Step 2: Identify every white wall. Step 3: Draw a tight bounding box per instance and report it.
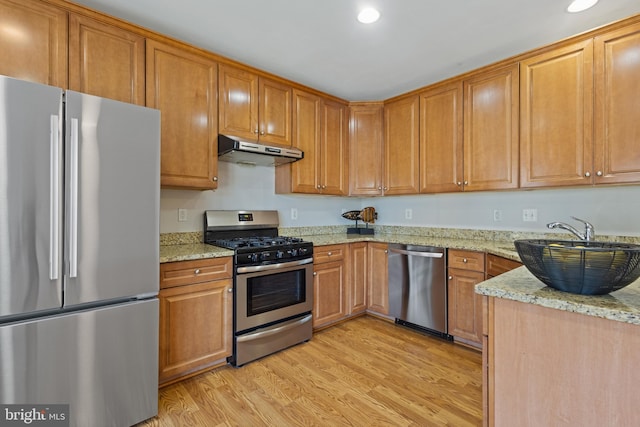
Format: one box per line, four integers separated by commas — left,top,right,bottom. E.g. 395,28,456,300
161,162,640,236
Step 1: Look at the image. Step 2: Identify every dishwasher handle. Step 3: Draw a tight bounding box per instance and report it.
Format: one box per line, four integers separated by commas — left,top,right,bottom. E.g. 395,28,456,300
388,247,444,258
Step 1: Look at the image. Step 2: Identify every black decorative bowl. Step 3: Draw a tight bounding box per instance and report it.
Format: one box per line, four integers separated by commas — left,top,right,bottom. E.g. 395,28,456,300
514,239,640,295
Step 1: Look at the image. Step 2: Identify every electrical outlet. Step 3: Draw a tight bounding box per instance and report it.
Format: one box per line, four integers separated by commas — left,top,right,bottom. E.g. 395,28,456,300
522,208,538,222
493,209,503,222
405,208,413,220
178,209,188,222
291,208,298,220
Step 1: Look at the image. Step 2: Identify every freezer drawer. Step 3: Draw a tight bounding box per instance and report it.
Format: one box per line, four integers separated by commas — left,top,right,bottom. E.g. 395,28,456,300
0,299,159,427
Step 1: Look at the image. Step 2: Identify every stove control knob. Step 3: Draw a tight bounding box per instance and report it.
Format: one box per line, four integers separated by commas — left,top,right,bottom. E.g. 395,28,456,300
289,248,298,257
276,250,285,259
298,247,309,256
260,251,272,261
249,253,259,263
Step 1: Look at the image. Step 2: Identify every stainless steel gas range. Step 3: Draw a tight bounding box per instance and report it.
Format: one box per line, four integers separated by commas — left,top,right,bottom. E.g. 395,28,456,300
204,210,313,366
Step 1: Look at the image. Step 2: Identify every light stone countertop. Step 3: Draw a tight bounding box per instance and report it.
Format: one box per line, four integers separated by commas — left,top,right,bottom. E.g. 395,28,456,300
476,267,640,326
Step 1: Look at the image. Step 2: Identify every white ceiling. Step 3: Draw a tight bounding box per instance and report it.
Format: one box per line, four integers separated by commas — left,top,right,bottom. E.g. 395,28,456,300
72,0,640,101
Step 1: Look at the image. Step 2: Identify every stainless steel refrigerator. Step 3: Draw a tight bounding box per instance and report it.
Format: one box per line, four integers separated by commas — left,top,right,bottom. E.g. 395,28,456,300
0,75,160,426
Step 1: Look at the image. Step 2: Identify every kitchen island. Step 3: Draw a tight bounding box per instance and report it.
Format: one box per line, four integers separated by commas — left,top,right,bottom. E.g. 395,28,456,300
476,268,640,427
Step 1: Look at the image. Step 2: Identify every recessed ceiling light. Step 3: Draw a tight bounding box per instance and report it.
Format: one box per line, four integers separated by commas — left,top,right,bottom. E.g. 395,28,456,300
357,8,380,24
567,0,599,13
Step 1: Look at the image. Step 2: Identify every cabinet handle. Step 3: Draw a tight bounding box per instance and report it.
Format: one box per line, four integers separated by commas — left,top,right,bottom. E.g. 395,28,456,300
585,171,591,177
596,171,603,176
194,269,200,275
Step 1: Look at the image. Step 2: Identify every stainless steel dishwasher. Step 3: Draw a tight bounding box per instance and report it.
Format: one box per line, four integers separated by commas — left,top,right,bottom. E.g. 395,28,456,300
388,244,451,339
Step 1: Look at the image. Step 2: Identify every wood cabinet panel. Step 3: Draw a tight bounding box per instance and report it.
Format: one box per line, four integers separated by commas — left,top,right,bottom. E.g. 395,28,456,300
259,77,292,146
314,244,346,263
313,260,347,328
159,278,232,385
68,13,145,105
594,22,640,184
160,257,233,289
349,103,384,195
485,253,522,278
448,268,484,345
0,0,67,87
367,242,389,315
321,99,349,195
348,242,368,315
464,64,519,191
384,95,420,194
520,40,594,188
146,39,218,190
419,82,464,193
448,249,486,272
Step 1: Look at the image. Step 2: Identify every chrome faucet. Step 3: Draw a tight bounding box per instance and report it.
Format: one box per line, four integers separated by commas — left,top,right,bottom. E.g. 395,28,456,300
547,216,595,241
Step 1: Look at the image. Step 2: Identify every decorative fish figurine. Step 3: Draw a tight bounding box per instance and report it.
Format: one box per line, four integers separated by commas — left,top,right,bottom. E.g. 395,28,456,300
342,210,362,221
341,207,377,223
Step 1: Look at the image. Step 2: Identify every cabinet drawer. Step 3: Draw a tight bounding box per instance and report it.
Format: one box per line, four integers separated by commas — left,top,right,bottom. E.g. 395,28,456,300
314,244,346,264
486,253,522,277
160,257,233,289
448,249,485,272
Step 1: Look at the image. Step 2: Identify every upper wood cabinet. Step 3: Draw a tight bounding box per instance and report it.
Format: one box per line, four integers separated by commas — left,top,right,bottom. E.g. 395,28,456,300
520,40,594,188
349,103,384,196
68,13,145,105
0,0,67,87
594,22,640,185
276,90,348,195
384,96,420,195
218,64,292,147
419,81,464,193
146,40,218,190
463,64,520,191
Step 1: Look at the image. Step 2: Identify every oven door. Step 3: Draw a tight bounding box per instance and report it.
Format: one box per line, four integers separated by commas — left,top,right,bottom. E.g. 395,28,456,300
235,258,313,333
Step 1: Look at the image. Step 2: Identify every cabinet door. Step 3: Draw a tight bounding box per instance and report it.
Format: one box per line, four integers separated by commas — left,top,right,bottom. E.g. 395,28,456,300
419,82,464,193
259,77,291,146
448,268,484,346
367,242,389,315
288,89,322,193
146,40,218,190
520,40,594,188
159,278,232,385
69,13,145,105
594,22,640,185
313,260,346,328
218,64,259,141
464,64,519,191
0,0,67,87
349,103,384,195
348,242,368,315
321,99,349,195
384,96,420,194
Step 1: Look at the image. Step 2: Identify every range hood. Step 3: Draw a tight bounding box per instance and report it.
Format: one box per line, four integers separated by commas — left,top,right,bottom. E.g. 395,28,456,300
218,134,304,166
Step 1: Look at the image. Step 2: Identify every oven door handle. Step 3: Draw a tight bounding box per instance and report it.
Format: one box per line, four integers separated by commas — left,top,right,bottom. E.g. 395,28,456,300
236,314,312,343
236,257,313,274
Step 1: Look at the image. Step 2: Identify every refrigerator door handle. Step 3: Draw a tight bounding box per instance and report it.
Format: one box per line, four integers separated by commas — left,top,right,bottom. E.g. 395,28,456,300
50,115,60,280
69,118,79,278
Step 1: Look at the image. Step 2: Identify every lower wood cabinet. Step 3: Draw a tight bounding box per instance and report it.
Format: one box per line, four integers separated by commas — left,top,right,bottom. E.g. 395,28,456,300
312,244,347,329
486,253,522,278
348,242,368,315
158,257,232,386
367,242,389,316
447,249,485,347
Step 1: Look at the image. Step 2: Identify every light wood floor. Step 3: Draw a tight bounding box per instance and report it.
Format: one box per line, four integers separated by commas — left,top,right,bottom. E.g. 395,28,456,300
139,316,482,426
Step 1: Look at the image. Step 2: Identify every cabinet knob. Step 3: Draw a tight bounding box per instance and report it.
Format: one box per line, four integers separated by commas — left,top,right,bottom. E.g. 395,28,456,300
585,171,591,177
327,252,332,256
227,287,233,293
463,258,468,263
464,180,468,185
378,186,382,190
596,171,603,176
313,272,317,276
384,250,388,254
448,275,453,280
322,185,326,189
213,176,218,182
194,269,200,275
260,131,265,135
254,129,259,134
457,182,462,186
383,186,388,191
317,185,321,189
